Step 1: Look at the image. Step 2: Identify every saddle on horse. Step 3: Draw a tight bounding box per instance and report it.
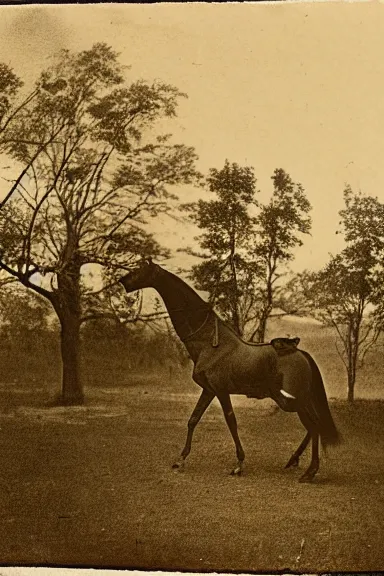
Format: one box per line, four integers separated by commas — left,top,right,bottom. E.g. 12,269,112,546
270,337,300,355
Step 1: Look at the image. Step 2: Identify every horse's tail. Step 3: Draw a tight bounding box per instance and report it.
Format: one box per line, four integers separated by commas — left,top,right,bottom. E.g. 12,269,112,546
300,350,342,448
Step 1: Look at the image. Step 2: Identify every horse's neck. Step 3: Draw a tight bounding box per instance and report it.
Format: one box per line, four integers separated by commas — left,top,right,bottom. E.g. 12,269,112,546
152,269,210,340
153,269,206,311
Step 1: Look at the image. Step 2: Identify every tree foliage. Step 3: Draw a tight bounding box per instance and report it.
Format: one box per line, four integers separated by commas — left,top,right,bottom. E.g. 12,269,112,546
183,163,311,340
183,160,260,335
0,43,201,403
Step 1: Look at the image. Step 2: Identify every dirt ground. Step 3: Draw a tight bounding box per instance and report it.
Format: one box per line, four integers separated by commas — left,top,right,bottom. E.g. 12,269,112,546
0,380,383,572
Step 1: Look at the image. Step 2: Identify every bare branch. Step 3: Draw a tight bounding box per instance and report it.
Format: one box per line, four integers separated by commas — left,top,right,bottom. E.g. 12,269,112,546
0,121,68,209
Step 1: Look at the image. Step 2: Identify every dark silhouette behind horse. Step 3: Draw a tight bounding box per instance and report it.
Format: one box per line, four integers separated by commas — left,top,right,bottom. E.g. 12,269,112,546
119,259,341,483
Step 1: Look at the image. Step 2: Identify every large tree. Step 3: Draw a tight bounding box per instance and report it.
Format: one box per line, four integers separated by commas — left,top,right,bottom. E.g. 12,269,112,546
183,164,311,340
183,160,261,335
0,43,201,404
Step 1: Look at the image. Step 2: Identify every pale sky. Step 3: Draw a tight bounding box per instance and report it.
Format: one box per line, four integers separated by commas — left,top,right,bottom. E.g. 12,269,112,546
1,1,384,273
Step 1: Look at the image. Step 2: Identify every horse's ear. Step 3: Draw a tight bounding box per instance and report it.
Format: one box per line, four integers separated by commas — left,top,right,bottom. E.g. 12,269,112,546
147,256,153,264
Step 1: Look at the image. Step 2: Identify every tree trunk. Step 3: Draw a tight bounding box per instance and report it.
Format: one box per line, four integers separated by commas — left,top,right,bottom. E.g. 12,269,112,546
254,311,268,343
347,343,356,403
229,238,242,336
231,303,242,336
59,309,83,405
346,325,359,404
54,259,84,405
253,264,274,343
253,285,273,342
347,369,355,403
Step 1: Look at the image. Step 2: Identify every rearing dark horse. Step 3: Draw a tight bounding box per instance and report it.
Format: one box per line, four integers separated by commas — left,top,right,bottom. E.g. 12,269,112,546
119,259,340,483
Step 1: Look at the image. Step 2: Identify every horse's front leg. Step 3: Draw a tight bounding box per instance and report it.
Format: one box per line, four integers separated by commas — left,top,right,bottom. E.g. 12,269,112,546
217,392,245,476
172,388,215,471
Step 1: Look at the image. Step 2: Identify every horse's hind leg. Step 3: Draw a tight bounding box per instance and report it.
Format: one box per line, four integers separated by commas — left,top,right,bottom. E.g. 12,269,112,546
285,432,311,469
300,432,319,483
172,388,215,471
297,408,320,483
217,392,245,476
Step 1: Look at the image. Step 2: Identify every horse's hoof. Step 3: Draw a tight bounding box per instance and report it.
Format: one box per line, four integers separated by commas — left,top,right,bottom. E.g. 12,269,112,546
285,458,299,469
172,461,185,472
299,473,314,483
230,467,243,476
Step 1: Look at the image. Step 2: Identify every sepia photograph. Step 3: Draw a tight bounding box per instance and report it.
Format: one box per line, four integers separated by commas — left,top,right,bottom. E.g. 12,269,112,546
0,1,384,572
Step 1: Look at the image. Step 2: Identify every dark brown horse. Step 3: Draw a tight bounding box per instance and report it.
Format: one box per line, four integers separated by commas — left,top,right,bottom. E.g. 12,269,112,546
119,259,340,483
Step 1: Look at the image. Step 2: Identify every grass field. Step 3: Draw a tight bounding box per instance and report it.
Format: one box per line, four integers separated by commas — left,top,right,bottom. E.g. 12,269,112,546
0,376,383,572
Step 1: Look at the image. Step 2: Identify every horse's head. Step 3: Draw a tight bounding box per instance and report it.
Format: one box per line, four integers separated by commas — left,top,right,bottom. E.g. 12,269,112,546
119,258,159,293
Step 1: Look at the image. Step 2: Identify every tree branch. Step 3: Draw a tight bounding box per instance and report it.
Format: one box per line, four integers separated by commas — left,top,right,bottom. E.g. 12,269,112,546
0,258,54,301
